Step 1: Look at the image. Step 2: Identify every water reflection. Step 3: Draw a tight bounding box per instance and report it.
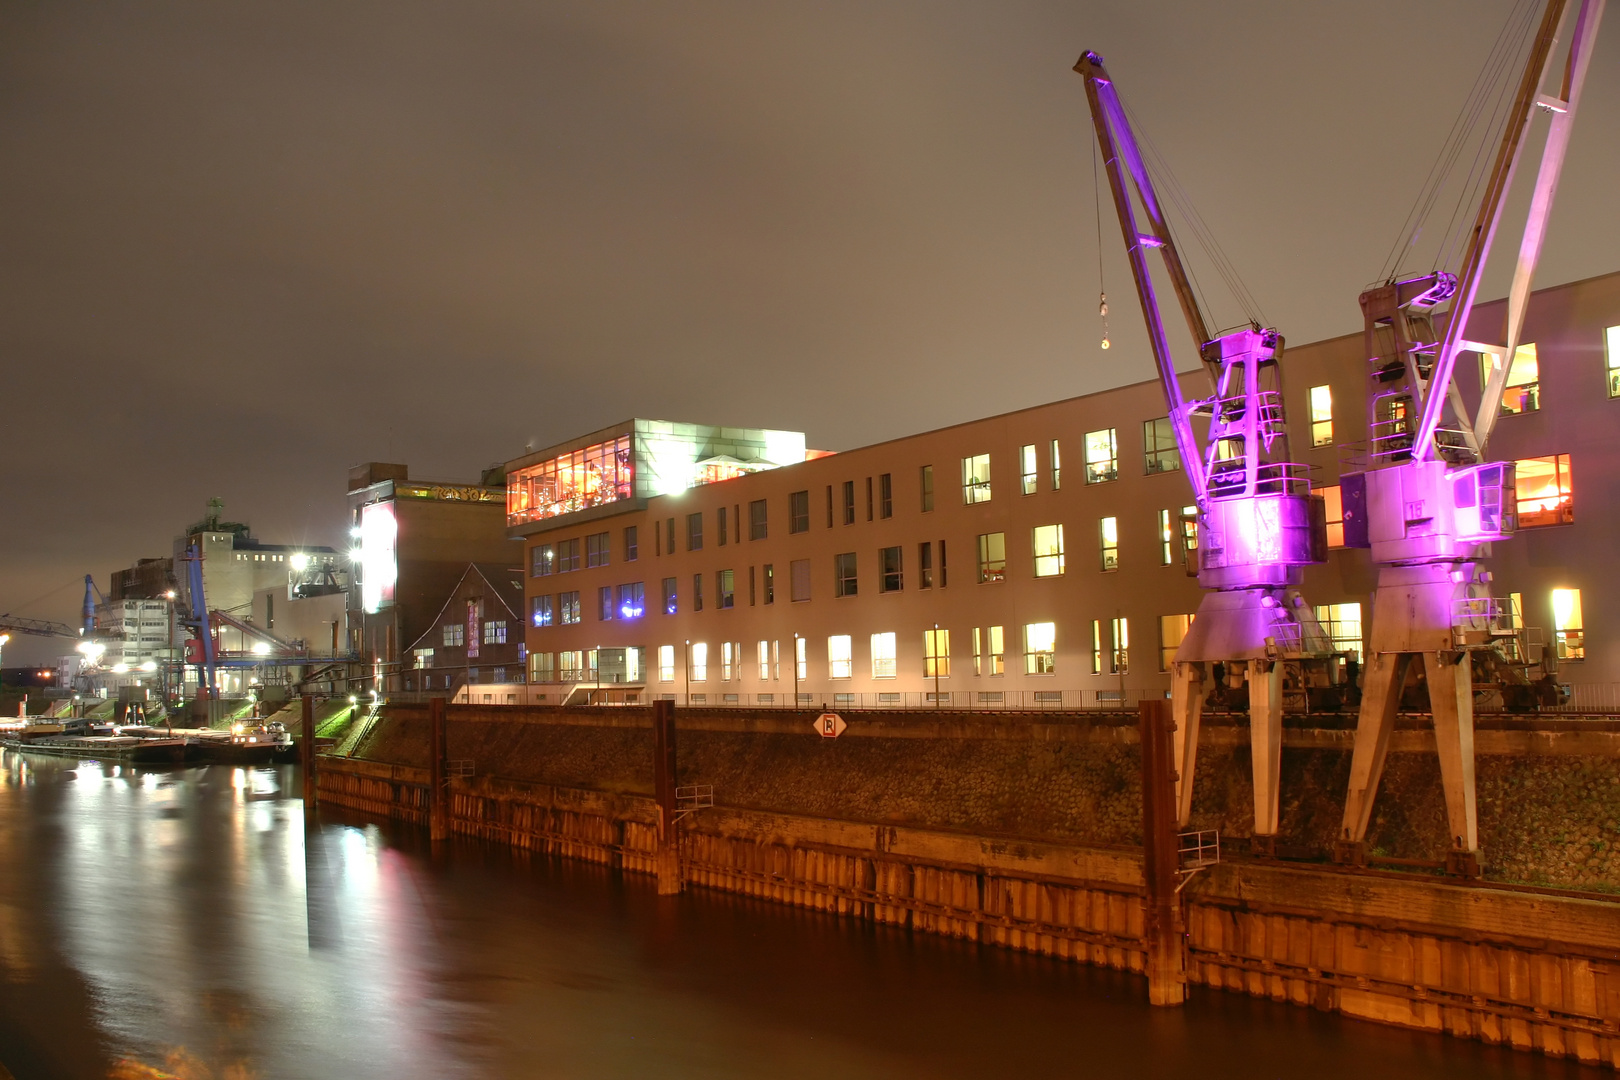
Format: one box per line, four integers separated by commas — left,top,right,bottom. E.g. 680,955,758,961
0,750,1603,1079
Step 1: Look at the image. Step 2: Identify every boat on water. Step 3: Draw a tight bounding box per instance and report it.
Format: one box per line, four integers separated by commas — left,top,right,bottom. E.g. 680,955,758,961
189,721,297,765
0,732,198,764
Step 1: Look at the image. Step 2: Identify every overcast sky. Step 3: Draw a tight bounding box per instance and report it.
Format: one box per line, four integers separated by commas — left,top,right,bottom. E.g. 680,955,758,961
2,1,1616,662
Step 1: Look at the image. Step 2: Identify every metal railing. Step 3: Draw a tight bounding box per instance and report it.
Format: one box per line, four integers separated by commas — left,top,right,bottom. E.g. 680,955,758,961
1177,829,1220,871
674,784,714,820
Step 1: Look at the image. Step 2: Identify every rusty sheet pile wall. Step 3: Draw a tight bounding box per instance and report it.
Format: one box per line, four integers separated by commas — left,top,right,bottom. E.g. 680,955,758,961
315,703,1620,1067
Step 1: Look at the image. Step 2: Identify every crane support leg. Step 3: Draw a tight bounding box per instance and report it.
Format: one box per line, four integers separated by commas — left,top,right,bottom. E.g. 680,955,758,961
1247,660,1285,854
1337,651,1410,862
1426,650,1479,860
1170,661,1205,826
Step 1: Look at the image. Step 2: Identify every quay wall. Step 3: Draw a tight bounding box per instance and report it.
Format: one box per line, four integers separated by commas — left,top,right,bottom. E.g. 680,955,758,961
316,704,1620,1067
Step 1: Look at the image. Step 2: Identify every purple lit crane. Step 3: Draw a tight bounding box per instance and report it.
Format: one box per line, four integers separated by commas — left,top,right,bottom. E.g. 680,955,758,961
1336,0,1604,874
1076,53,1337,851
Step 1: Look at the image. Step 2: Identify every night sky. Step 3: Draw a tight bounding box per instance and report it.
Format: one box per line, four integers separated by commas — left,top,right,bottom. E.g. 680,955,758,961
2,1,1616,662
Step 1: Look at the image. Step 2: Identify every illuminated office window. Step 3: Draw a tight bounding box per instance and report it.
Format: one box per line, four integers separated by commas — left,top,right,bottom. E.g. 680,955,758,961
828,635,853,679
689,642,708,682
1099,517,1119,571
657,645,675,682
1313,603,1363,660
558,592,581,625
1032,525,1065,577
1319,485,1345,547
1309,385,1334,447
871,632,897,679
1085,428,1119,483
976,533,1006,583
530,651,555,682
1606,326,1620,398
1024,622,1055,675
1515,454,1574,527
795,636,807,680
923,629,950,678
1110,617,1129,674
1158,614,1194,672
962,454,992,503
1180,505,1199,560
1142,417,1180,474
1552,588,1584,661
985,626,1004,676
721,641,735,681
1158,509,1173,565
1020,444,1038,495
531,595,553,628
758,640,771,681
1090,620,1102,675
1480,343,1540,414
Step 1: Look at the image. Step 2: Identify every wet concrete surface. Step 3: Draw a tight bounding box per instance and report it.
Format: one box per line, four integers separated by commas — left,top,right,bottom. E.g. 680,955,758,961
0,753,1603,1079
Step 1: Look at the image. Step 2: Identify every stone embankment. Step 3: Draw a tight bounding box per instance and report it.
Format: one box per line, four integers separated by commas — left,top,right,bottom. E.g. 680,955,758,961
316,704,1620,1067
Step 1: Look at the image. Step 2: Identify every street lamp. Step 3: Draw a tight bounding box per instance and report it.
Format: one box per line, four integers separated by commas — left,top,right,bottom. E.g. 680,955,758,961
0,634,9,698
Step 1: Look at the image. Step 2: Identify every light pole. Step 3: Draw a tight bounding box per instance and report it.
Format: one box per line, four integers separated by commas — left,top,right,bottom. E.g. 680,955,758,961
791,633,799,711
683,639,690,706
0,634,9,708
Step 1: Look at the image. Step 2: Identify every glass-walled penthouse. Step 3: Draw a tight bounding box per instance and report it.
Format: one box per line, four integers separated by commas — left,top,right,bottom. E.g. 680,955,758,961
507,420,816,533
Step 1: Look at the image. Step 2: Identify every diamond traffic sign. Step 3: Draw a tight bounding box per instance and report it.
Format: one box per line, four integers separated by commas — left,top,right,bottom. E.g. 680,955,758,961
813,712,847,738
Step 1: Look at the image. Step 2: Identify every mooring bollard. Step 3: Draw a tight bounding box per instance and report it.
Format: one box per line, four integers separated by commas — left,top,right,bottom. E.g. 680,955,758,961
430,696,450,843
300,693,318,808
652,698,682,895
1140,698,1187,1006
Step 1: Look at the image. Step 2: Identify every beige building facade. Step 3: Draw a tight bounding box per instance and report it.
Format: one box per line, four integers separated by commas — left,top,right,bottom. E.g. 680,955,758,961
511,271,1620,710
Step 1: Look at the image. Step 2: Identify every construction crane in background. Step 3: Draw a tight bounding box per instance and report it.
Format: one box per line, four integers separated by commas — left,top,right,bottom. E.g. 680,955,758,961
1076,53,1337,853
1337,0,1604,874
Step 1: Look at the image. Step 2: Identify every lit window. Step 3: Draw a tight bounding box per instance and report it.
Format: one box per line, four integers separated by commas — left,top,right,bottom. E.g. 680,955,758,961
413,648,434,670
717,570,735,609
758,640,771,680
690,643,708,681
1090,620,1102,674
617,582,645,619
585,532,610,568
879,546,903,592
1480,344,1540,414
658,645,675,682
1111,617,1129,674
1021,444,1038,495
1158,614,1193,672
962,454,992,503
834,553,858,597
721,642,735,681
791,559,811,602
1180,505,1198,560
1320,485,1345,547
985,626,1004,676
506,434,633,527
1085,428,1118,483
1032,525,1065,577
531,595,553,627
828,635,853,679
1157,509,1173,565
1024,622,1056,675
483,621,507,645
795,636,807,680
1099,517,1119,571
531,544,554,577
920,465,934,511
1142,418,1180,474
661,577,677,615
923,629,950,678
976,533,1006,583
559,650,586,681
1314,603,1363,660
442,623,464,647
871,632,897,679
1308,385,1333,447
1515,454,1573,527
789,491,810,533
1552,588,1584,661
763,564,774,604
1606,325,1620,398
556,538,581,573
530,652,555,682
559,591,581,625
